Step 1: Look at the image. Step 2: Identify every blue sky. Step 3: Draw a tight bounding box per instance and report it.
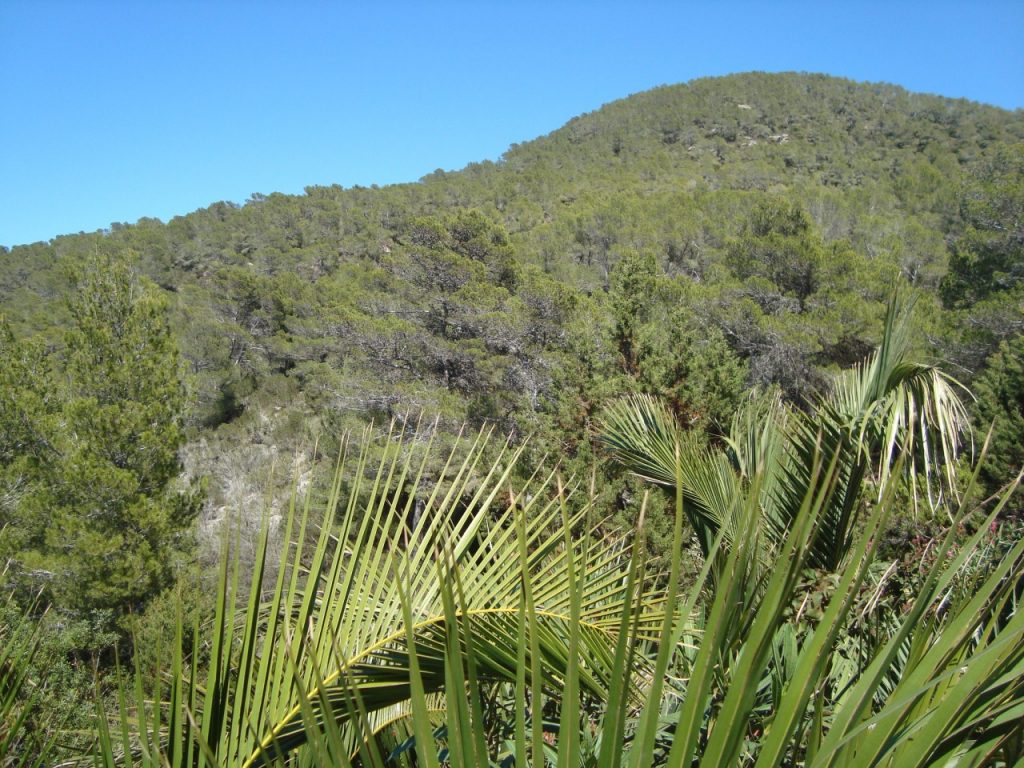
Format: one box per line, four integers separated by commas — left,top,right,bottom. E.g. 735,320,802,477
2,1,1022,248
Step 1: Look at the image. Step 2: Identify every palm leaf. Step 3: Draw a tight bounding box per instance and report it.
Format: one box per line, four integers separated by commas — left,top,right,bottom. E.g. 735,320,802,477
96,419,665,767
95,393,1022,767
600,294,971,571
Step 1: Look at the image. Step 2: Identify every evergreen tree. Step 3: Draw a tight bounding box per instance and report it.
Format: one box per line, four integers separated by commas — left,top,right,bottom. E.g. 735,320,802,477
941,144,1024,310
941,144,1024,369
0,254,199,624
973,335,1024,513
726,198,823,308
609,250,658,375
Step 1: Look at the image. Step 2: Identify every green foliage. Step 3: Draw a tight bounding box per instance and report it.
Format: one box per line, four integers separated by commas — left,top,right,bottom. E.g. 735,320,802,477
609,250,658,374
0,589,48,766
941,143,1024,310
7,407,1018,766
973,334,1024,509
0,594,118,763
727,199,822,304
1,75,1023,764
0,254,199,623
2,76,1019,546
601,297,971,570
636,309,748,430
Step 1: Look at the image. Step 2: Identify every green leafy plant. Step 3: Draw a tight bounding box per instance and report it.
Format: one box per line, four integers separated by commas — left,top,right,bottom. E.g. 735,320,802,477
8,301,1018,766
80,411,1023,766
0,583,58,768
599,295,971,571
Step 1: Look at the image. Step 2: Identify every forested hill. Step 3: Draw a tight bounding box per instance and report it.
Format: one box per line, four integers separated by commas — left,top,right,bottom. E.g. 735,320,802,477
2,71,1023,540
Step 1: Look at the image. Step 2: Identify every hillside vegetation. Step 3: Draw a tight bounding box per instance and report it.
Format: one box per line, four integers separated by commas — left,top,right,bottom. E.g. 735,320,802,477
1,72,1023,763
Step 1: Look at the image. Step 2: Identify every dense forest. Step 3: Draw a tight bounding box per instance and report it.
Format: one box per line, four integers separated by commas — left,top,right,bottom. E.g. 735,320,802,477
2,72,1024,764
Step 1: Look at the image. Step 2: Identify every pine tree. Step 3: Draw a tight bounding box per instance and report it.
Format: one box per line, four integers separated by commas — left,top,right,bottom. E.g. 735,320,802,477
973,335,1024,513
0,254,199,623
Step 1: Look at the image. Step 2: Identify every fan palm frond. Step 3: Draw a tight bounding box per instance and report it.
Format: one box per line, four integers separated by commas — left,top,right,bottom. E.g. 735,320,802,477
600,294,972,570
98,421,667,767
90,410,1024,767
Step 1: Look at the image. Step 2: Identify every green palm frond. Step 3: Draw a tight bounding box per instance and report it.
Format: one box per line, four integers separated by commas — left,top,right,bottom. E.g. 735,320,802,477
598,393,680,489
600,394,746,558
1,588,51,768
600,294,972,570
89,395,1023,767
826,294,971,511
95,421,666,767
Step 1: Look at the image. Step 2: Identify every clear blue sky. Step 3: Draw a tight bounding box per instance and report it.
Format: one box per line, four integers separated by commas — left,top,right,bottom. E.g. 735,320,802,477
2,1,1022,248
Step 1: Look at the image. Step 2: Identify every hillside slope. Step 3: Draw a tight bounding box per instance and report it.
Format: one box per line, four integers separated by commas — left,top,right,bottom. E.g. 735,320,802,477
2,71,1022,533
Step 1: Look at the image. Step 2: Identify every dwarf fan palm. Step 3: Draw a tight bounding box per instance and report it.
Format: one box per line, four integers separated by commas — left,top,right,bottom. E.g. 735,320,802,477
81,374,1022,766
599,295,971,570
90,423,668,767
